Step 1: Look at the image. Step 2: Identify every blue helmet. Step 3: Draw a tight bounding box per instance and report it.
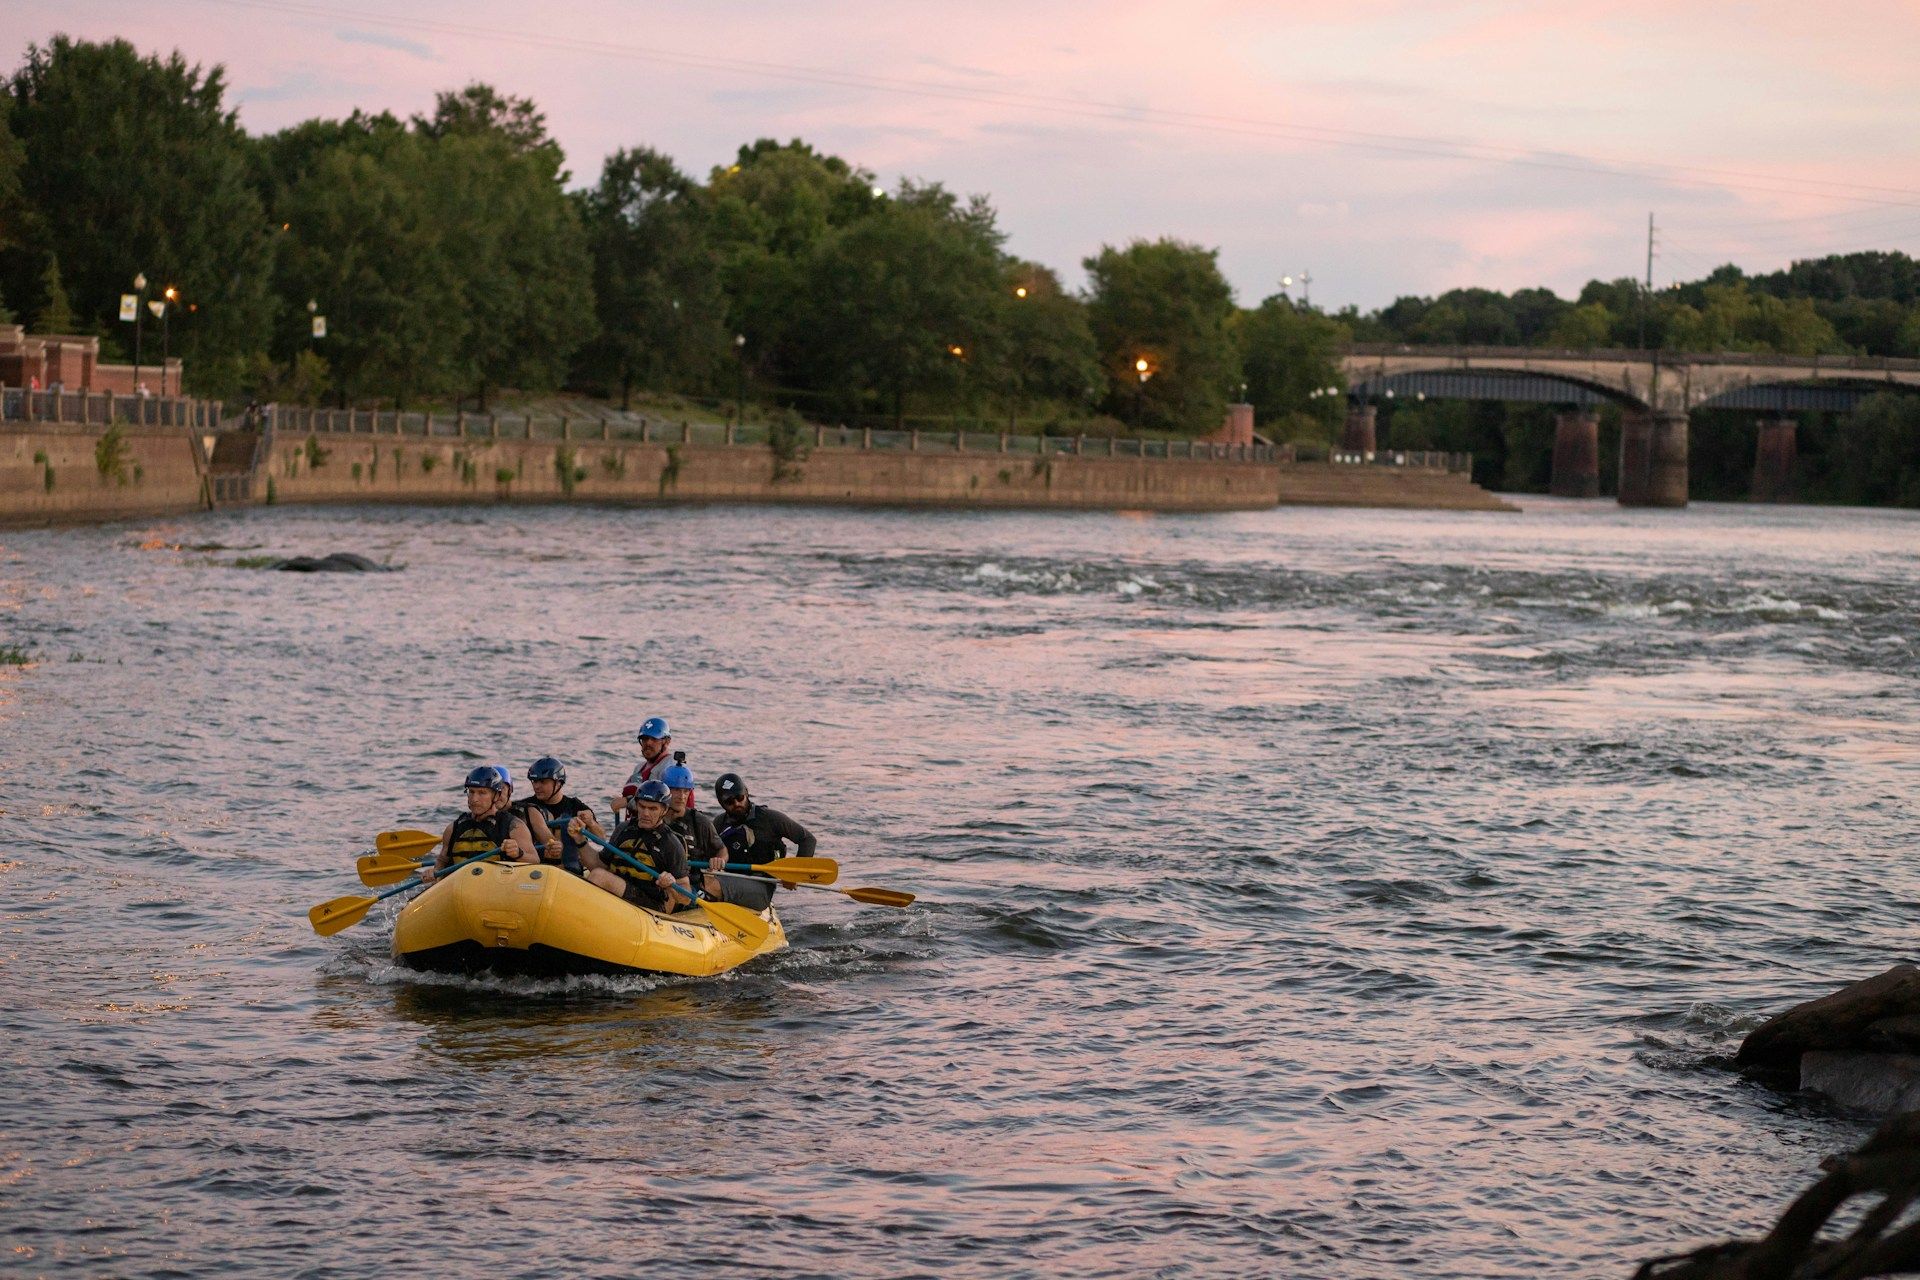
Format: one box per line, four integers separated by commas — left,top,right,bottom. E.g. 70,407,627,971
661,764,696,792
527,756,566,784
637,716,670,742
632,779,672,806
491,765,512,791
460,765,509,791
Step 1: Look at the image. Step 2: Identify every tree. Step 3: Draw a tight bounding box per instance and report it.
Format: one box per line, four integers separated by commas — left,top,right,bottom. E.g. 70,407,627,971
33,253,73,332
5,37,272,393
990,262,1100,430
577,146,729,407
801,182,1004,426
273,129,462,406
425,126,594,408
1545,301,1615,349
1237,294,1347,441
1084,238,1239,433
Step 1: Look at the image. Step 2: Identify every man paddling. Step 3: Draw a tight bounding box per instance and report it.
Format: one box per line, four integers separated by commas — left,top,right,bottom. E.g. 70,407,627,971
577,779,689,912
710,772,816,904
424,766,539,882
513,756,602,873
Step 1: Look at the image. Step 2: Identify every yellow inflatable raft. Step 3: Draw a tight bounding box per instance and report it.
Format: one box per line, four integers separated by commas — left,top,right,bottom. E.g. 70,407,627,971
391,861,786,978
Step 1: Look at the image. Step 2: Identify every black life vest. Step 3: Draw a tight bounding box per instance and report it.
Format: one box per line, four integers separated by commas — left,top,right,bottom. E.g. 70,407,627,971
514,795,591,870
609,822,676,884
448,808,515,860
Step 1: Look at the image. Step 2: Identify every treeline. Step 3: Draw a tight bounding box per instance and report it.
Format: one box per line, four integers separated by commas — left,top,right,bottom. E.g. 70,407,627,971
0,35,1333,437
0,36,1914,502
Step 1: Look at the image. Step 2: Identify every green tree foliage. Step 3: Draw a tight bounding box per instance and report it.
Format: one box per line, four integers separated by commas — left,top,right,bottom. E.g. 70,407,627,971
706,140,884,395
272,124,459,406
33,252,72,333
801,182,1005,425
1085,238,1239,432
1236,294,1347,441
992,262,1101,429
5,37,271,393
578,146,729,407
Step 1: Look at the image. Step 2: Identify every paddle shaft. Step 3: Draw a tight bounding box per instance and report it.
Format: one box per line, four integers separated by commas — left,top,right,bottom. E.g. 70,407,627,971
700,868,914,908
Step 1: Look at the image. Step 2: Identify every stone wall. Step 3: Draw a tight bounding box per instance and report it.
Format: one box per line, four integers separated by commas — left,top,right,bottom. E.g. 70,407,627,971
255,432,1281,512
1275,463,1516,511
0,423,208,526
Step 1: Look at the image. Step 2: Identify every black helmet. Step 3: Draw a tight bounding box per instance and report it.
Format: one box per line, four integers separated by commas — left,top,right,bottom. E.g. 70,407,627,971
527,756,566,784
714,773,747,803
721,825,754,857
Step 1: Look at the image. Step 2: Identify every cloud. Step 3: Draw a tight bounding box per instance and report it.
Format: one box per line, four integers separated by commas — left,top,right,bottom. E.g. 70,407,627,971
335,28,434,61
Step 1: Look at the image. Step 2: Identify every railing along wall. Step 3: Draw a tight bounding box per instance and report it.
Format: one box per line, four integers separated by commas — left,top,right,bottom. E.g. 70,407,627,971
259,405,1285,464
0,386,223,429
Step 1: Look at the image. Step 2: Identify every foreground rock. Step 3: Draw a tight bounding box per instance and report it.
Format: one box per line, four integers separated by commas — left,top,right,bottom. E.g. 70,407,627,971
1735,966,1920,1112
271,552,396,572
1634,1110,1920,1279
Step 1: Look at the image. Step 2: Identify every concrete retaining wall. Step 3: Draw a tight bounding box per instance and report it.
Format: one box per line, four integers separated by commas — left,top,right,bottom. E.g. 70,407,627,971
0,423,208,526
256,432,1280,512
1,424,1516,525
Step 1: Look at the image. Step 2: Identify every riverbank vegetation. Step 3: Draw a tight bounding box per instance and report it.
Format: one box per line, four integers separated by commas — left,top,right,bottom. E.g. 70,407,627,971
0,35,1917,503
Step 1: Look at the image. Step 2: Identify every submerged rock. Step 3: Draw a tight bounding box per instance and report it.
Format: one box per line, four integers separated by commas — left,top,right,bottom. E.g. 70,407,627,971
271,552,396,573
1735,964,1920,1074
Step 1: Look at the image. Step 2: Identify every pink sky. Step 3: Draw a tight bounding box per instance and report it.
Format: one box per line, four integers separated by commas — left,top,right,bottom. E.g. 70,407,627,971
15,0,1920,308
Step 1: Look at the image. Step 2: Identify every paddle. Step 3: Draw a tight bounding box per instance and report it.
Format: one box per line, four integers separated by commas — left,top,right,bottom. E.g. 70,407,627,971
708,856,838,886
574,828,771,950
356,851,432,887
374,829,442,860
309,847,501,937
702,867,914,909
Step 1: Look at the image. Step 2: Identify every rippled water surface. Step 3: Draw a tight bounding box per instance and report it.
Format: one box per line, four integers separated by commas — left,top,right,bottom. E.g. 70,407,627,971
4,497,1918,1278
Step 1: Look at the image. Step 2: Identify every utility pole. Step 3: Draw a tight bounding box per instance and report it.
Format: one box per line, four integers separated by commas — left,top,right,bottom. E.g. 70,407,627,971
1639,212,1655,351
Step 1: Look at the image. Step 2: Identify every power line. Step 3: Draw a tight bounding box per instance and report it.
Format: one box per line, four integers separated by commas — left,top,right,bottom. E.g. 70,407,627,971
202,0,1920,211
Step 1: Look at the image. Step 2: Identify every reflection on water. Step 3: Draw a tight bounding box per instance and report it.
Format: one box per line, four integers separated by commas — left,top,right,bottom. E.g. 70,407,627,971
2,498,1917,1277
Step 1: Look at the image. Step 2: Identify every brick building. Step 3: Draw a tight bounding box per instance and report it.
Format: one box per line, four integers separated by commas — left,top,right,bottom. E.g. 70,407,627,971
0,324,182,395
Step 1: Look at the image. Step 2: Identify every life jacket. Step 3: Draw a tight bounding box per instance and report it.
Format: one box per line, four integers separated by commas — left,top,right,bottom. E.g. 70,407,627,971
669,809,723,864
514,794,590,870
608,821,675,884
448,808,515,860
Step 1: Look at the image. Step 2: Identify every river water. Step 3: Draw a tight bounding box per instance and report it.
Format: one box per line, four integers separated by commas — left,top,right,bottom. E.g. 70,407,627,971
3,497,1917,1278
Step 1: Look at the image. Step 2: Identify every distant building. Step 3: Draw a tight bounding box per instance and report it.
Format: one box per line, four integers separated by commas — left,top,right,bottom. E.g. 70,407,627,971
0,324,183,395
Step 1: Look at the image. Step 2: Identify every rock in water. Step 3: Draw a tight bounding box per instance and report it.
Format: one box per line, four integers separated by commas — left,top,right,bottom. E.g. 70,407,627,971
1799,1051,1920,1114
1634,1111,1920,1279
272,552,396,573
1735,965,1920,1073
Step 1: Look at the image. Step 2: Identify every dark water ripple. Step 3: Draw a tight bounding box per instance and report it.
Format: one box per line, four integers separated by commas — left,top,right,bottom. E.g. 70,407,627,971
2,498,1917,1277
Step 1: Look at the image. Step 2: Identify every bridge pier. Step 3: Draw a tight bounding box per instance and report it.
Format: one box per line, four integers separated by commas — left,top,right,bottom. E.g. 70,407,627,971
1751,418,1798,502
1550,410,1600,497
1341,404,1377,454
1617,410,1688,508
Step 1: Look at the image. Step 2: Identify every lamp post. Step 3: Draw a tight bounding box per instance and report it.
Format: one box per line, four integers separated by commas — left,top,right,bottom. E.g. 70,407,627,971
733,334,746,426
131,272,148,397
1133,357,1152,431
159,286,177,396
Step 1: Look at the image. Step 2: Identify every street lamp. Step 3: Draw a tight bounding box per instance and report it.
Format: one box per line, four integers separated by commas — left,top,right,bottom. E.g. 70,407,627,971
131,272,148,397
733,333,747,426
1133,357,1152,431
158,286,177,396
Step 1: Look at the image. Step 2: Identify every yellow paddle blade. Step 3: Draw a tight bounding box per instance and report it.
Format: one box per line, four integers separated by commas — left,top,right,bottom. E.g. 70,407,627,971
356,852,427,887
375,830,440,858
697,899,772,950
309,892,379,936
842,886,915,908
760,857,838,886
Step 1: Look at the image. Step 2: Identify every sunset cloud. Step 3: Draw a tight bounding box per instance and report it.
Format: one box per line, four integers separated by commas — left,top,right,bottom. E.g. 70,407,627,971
11,0,1918,308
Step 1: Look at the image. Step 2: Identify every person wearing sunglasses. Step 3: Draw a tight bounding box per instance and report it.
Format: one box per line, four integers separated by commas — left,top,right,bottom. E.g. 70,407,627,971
710,772,816,902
